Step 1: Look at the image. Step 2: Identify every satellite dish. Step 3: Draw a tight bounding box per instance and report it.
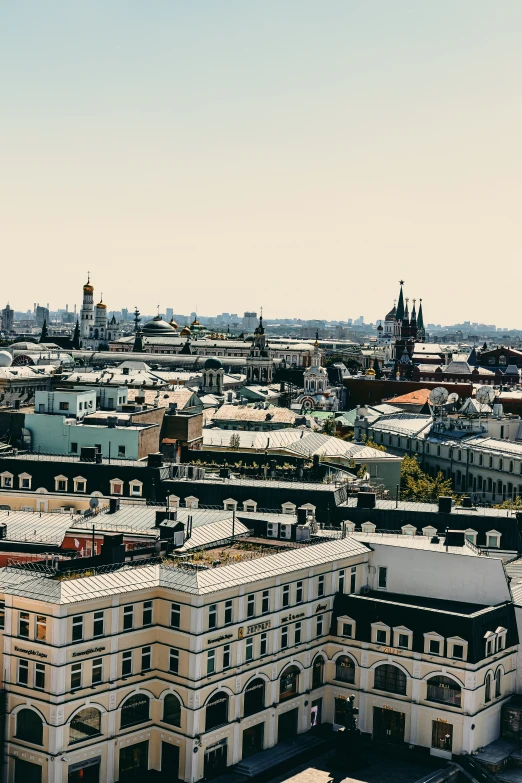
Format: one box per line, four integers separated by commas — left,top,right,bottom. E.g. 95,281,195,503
429,387,449,406
476,386,495,405
447,392,459,405
89,497,99,509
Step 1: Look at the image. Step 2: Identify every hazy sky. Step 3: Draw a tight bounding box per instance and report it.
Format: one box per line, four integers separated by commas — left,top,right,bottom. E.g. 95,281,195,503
2,1,521,325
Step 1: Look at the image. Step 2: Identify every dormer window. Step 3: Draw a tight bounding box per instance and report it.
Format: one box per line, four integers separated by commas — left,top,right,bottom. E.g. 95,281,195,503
401,525,416,536
486,530,501,549
361,522,376,534
282,502,296,514
393,627,413,650
464,529,478,545
242,500,257,512
223,498,238,511
372,622,390,646
484,631,495,657
1,472,13,489
337,615,356,639
422,526,437,537
185,496,199,509
54,475,68,492
110,479,123,496
424,632,444,656
447,636,468,661
18,473,32,490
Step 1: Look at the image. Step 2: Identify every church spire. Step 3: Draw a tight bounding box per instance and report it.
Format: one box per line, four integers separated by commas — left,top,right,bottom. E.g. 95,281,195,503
410,298,417,323
396,280,405,321
417,298,424,330
403,297,410,323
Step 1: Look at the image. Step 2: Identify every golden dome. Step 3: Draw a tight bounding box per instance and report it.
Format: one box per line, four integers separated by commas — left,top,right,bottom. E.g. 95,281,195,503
365,367,376,376
169,318,178,329
96,299,107,310
83,273,93,293
181,326,191,337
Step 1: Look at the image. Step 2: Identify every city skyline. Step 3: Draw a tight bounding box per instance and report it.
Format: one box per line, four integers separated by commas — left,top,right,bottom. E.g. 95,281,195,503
1,1,521,325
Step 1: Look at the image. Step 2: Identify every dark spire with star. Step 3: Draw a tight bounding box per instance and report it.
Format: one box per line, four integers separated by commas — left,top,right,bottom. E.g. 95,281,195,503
396,280,405,322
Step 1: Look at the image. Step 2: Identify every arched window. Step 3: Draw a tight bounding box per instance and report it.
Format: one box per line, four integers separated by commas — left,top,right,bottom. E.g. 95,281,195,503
280,665,300,701
335,655,355,684
495,669,502,698
120,693,150,729
312,655,325,689
16,709,43,745
244,678,265,717
205,691,229,731
426,676,461,707
163,693,181,727
374,664,407,695
485,672,492,703
69,707,102,744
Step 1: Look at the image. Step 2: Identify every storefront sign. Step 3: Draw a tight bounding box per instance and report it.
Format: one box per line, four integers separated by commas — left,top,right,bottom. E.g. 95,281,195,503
246,620,271,634
315,604,328,613
382,647,399,655
72,646,105,657
207,633,233,645
14,645,47,658
69,757,101,773
281,612,305,623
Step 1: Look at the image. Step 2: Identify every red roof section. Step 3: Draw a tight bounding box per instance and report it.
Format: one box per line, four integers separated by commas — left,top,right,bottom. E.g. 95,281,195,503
386,388,432,405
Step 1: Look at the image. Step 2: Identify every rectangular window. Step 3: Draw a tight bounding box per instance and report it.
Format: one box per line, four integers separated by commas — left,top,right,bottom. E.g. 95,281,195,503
429,639,441,655
18,659,29,685
378,567,387,588
294,622,302,645
34,663,45,690
343,623,353,638
19,612,30,638
260,633,267,656
36,615,46,642
123,605,134,631
318,575,325,597
350,566,357,593
281,626,288,649
141,646,152,672
21,477,31,488
169,649,179,674
452,644,464,660
71,662,82,690
143,601,153,626
223,645,231,669
70,442,78,453
487,535,499,548
122,651,132,676
282,585,290,607
316,615,323,637
246,637,253,661
76,481,86,493
0,601,5,630
93,611,104,637
118,445,126,457
207,650,215,675
398,634,409,649
338,570,345,593
208,604,217,630
57,480,66,491
170,603,181,629
247,594,255,619
376,629,387,644
262,590,270,614
92,658,103,684
59,401,69,411
296,581,303,604
224,600,233,625
72,615,83,641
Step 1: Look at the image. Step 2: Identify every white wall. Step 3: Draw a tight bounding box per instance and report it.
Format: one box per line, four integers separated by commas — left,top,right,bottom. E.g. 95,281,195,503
364,542,511,606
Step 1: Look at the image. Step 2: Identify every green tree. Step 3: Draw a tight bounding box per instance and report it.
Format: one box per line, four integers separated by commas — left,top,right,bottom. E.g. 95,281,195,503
400,455,453,502
322,417,337,436
495,496,522,510
229,433,241,450
362,434,387,452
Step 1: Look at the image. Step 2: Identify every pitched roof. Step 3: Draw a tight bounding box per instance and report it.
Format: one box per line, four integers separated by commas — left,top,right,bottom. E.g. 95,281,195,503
386,389,431,405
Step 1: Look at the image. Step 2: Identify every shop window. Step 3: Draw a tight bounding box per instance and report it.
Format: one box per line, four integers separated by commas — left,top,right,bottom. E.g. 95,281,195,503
374,664,406,695
432,720,453,752
205,692,229,731
279,665,299,701
16,709,43,745
244,677,265,717
120,693,150,728
69,707,102,744
163,693,181,727
312,655,325,688
335,655,355,684
426,676,461,707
